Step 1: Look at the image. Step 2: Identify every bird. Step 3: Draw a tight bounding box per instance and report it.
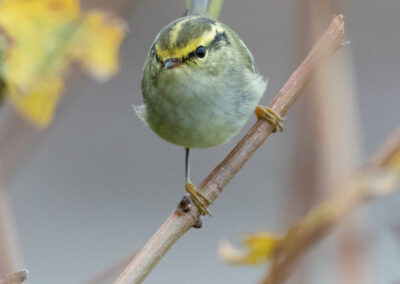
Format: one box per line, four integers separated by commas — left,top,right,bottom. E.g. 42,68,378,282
135,0,283,216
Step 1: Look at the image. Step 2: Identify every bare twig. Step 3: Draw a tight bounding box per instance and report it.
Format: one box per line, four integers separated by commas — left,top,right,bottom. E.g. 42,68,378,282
260,127,400,284
0,270,28,284
114,15,345,284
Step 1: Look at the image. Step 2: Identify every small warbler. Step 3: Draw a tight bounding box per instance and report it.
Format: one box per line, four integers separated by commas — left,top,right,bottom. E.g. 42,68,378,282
135,0,282,216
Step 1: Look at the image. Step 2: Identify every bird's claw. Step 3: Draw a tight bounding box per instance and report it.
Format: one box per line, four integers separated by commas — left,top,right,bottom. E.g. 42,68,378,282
185,183,212,216
255,105,284,132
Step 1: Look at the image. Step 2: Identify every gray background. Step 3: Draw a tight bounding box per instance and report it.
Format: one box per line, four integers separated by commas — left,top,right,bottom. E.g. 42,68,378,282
4,0,400,283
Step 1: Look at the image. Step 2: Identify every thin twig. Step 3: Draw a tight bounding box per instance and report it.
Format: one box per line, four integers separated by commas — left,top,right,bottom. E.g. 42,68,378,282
260,127,400,284
0,270,28,284
114,15,345,284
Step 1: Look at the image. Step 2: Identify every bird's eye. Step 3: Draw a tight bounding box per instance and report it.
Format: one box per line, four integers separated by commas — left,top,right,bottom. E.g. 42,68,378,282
195,46,206,58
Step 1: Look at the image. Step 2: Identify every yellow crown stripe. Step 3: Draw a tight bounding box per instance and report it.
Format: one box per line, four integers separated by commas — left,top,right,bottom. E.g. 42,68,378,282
168,18,189,48
156,25,217,61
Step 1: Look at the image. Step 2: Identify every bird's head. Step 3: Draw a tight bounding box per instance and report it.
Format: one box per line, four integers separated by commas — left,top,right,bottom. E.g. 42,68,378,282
150,16,230,72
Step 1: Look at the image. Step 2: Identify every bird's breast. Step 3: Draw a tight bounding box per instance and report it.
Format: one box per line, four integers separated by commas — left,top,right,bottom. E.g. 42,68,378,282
142,66,265,148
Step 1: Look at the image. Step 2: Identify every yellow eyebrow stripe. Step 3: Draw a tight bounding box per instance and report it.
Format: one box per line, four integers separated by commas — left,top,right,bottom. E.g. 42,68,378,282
155,24,217,61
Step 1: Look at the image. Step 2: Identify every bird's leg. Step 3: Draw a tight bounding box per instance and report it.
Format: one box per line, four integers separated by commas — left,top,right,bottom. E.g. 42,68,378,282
185,183,212,216
254,105,284,132
185,148,212,216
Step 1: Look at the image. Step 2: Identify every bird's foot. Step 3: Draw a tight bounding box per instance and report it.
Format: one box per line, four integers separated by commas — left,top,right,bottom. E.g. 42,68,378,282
255,105,284,132
185,183,212,216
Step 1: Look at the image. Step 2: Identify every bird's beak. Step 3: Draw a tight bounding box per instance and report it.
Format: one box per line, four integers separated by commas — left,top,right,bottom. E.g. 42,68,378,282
164,58,181,69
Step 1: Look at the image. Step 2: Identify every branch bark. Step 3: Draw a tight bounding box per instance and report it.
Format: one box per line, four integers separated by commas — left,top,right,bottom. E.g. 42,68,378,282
114,15,345,284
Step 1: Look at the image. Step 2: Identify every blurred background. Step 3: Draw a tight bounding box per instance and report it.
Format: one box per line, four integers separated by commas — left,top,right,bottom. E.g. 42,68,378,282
1,0,400,283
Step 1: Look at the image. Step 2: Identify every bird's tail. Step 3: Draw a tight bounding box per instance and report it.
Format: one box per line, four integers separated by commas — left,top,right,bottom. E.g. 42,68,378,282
185,0,223,20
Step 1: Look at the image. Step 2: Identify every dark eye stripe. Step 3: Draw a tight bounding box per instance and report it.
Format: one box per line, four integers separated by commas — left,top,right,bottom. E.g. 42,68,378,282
188,32,229,60
208,31,229,49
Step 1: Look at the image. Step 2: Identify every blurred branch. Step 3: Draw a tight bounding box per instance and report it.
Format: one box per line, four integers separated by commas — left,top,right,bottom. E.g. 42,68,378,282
369,128,400,168
85,250,137,284
114,15,345,284
305,1,365,283
0,106,41,183
0,178,24,275
0,270,28,284
260,127,400,284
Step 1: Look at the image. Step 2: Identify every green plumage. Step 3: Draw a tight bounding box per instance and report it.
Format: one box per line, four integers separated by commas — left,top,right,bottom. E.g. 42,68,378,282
136,14,266,148
134,0,268,215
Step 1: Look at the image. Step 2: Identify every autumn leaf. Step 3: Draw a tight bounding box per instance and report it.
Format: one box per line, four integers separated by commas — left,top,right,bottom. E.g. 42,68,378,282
68,11,126,80
0,0,126,128
219,232,281,265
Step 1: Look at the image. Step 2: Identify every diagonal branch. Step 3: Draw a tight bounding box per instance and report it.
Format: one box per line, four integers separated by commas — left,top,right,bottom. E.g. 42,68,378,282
261,127,400,284
114,15,345,284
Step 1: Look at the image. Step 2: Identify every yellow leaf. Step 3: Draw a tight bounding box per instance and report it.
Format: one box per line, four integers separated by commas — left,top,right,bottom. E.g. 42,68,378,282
68,11,127,80
7,79,63,128
219,232,281,265
0,0,126,128
0,0,80,86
